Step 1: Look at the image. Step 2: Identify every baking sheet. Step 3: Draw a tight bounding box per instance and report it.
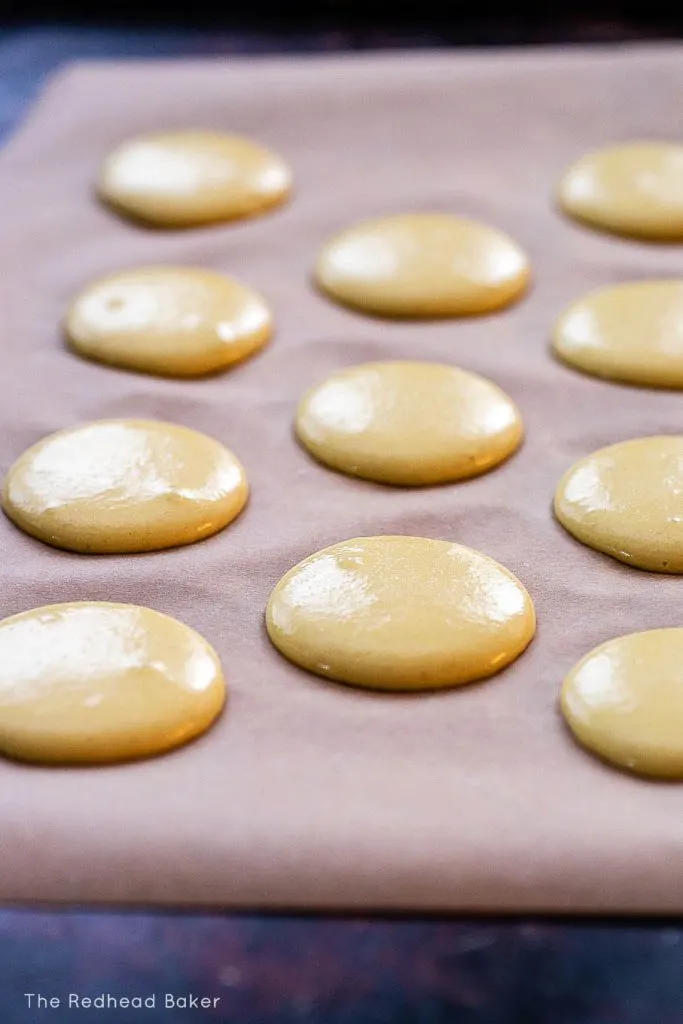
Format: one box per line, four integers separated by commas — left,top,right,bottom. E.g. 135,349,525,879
1,46,683,912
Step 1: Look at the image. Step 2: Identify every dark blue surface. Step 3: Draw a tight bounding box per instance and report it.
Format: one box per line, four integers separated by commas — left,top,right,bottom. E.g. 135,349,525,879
2,911,683,1023
1,24,682,1024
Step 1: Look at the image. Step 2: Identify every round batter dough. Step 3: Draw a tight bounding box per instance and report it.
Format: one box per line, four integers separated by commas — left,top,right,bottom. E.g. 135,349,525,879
3,420,248,554
552,280,683,388
314,213,530,318
295,361,523,485
0,602,225,765
98,131,292,227
65,266,273,378
554,436,683,572
557,142,683,240
561,629,683,778
266,535,535,690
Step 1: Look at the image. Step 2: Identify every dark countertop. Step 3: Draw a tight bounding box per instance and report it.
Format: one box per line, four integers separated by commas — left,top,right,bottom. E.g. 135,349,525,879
2,23,683,1024
3,909,683,1022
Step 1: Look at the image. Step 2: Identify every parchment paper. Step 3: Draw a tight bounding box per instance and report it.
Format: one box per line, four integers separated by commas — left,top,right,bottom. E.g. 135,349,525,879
1,46,683,911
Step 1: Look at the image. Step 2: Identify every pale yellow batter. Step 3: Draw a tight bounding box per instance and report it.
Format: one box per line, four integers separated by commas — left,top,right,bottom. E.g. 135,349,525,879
0,602,225,765
314,213,530,318
554,436,683,572
98,131,292,227
561,629,683,778
2,420,248,554
557,142,683,240
552,280,683,388
65,267,273,378
266,535,536,690
295,361,523,485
